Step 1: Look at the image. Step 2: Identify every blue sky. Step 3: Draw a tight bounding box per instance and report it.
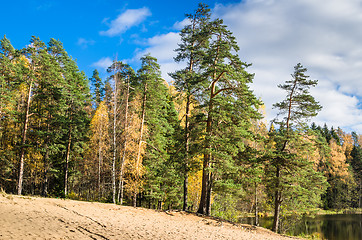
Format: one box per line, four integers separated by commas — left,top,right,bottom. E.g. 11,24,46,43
2,0,362,133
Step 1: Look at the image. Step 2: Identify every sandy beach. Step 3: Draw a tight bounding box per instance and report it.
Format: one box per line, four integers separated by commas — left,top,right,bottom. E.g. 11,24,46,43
0,193,298,240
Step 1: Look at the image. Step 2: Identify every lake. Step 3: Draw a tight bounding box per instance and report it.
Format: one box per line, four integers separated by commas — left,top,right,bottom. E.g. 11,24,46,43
240,214,362,240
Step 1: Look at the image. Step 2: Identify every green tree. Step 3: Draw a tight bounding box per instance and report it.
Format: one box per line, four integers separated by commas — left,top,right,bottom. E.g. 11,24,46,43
17,36,47,195
170,3,211,211
268,63,326,233
135,54,181,209
47,38,91,197
0,36,23,192
350,142,362,208
90,69,104,108
196,17,261,215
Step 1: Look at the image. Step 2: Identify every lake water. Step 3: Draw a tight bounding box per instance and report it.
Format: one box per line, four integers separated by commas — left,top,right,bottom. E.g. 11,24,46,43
240,214,362,240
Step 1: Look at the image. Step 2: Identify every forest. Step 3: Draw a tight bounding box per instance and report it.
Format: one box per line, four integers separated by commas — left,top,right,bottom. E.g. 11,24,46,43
0,4,361,233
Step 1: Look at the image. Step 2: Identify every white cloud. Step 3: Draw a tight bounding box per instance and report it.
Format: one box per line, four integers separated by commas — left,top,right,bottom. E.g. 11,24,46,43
172,18,191,30
91,57,113,70
100,7,151,37
128,32,182,82
211,0,362,132
123,0,362,132
312,81,362,132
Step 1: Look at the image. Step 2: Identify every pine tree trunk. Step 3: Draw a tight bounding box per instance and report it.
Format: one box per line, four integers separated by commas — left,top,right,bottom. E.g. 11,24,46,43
272,166,282,233
206,171,213,215
198,78,216,215
359,178,361,209
18,80,33,195
183,95,191,211
132,83,147,208
254,182,259,226
64,128,72,196
42,143,49,197
197,109,212,215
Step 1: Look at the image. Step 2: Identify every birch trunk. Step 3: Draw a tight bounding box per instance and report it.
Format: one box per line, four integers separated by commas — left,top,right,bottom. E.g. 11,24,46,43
118,78,130,204
98,134,102,200
17,79,33,195
112,69,118,204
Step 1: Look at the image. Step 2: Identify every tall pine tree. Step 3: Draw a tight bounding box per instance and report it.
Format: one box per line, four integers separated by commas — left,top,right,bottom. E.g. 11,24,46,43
268,63,326,232
196,17,261,215
170,3,211,211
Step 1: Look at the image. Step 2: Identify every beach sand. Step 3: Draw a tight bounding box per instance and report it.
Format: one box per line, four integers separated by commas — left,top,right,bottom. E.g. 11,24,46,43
0,194,298,240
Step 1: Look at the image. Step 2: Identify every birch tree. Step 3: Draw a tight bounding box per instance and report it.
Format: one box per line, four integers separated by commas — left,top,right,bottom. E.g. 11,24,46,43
90,101,109,199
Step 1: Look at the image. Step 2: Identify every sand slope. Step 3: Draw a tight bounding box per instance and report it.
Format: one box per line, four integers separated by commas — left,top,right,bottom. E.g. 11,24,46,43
0,194,298,240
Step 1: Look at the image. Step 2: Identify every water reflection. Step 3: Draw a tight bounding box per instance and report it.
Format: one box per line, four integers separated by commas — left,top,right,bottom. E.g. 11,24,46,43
240,214,362,240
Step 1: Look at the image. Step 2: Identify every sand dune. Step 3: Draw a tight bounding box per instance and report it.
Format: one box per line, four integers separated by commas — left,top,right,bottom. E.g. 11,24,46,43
0,194,298,240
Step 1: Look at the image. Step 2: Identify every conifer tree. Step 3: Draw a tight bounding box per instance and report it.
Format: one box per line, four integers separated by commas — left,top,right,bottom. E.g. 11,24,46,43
136,54,181,209
90,69,104,108
268,63,326,232
0,36,23,191
196,17,261,215
17,36,46,195
170,3,211,211
47,38,91,197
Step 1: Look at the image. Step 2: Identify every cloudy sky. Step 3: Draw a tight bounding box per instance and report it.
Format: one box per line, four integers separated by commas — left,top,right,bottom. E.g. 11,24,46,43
2,0,362,132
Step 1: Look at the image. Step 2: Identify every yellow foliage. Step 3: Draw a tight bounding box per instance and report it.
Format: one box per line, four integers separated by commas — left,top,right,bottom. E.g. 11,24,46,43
187,155,203,211
90,101,110,158
328,139,352,182
340,132,353,161
123,94,146,196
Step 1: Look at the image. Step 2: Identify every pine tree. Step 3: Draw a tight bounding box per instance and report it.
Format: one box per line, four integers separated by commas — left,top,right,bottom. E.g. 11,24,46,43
47,38,91,197
90,69,104,108
170,3,211,211
135,54,181,209
268,63,326,233
0,36,23,191
17,36,46,195
195,17,261,215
